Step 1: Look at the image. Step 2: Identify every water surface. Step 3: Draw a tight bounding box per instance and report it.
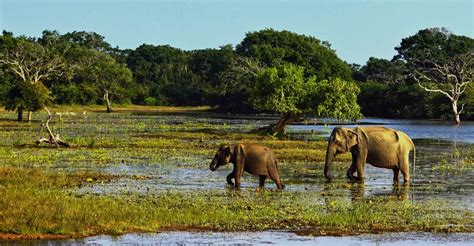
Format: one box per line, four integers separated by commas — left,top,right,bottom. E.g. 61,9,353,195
7,231,473,246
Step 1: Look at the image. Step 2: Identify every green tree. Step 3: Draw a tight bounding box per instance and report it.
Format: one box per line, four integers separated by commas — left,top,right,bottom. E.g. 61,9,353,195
218,56,263,112
236,29,352,80
358,57,405,84
188,45,236,105
126,44,199,105
0,31,66,121
354,58,420,119
395,27,473,66
250,64,362,135
74,49,132,112
60,31,112,52
395,28,474,124
4,81,50,120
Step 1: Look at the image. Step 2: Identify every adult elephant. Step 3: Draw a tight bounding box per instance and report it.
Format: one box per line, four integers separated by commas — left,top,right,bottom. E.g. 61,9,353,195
324,127,415,183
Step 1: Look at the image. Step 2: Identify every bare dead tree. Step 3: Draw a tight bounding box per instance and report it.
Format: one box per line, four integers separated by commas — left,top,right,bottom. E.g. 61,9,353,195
0,43,67,84
1,40,71,147
35,107,71,147
412,52,473,125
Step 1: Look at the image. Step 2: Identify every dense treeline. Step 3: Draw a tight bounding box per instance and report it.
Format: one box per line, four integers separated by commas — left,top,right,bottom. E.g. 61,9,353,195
0,28,473,125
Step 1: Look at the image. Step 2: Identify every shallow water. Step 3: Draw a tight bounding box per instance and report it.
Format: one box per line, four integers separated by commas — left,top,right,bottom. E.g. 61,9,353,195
2,112,473,244
79,137,474,210
6,231,474,245
35,112,471,209
291,118,474,143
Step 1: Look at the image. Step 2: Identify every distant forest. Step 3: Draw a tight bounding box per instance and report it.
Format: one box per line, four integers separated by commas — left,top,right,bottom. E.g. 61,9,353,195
1,28,473,121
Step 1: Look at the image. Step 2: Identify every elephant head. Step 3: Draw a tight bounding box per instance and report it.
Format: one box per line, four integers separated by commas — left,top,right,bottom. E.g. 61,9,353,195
324,127,360,180
210,145,232,171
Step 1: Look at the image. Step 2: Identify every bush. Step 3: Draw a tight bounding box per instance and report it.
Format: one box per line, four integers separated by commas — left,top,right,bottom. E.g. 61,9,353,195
144,97,157,106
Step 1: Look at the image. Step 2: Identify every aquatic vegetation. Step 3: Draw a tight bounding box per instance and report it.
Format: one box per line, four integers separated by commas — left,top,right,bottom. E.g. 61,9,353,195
0,107,473,239
0,167,472,238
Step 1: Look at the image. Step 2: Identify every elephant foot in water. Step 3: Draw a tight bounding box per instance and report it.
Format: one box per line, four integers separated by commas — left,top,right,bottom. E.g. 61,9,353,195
347,174,363,182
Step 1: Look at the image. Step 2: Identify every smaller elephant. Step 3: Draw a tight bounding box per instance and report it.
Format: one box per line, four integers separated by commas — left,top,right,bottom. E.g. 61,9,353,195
210,144,284,190
324,127,415,183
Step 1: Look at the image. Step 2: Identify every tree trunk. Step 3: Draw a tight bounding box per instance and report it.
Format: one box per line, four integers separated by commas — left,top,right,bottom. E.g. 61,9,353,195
452,100,461,125
256,113,301,135
35,107,71,147
28,111,32,122
103,90,113,113
17,109,23,122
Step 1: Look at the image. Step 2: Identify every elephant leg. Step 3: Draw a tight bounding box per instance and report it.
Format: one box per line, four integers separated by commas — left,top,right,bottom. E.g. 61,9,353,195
351,149,366,181
400,153,410,183
346,161,357,180
268,170,284,189
355,161,365,181
393,167,400,184
226,171,235,186
400,168,410,183
234,175,241,189
255,175,267,191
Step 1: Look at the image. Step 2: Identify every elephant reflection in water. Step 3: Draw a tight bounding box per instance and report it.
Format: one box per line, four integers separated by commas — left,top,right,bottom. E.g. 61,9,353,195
322,182,410,204
349,183,410,201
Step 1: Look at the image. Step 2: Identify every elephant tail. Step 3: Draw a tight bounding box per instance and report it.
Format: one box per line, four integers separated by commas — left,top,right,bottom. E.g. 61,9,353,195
412,145,416,181
411,144,416,201
404,134,416,181
274,159,285,189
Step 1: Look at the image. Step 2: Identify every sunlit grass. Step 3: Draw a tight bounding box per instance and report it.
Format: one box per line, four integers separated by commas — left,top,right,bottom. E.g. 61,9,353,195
1,167,472,238
0,107,473,239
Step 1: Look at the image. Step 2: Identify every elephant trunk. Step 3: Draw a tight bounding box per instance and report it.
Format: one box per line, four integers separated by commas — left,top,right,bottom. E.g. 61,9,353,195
324,144,335,180
210,156,219,171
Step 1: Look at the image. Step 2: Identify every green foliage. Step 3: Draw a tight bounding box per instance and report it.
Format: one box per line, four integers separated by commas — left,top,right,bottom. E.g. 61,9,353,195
461,83,474,119
237,28,352,80
0,110,472,238
251,63,362,121
126,44,201,105
312,78,363,121
1,27,471,121
357,81,439,119
395,27,474,66
217,56,262,113
0,31,68,115
60,31,112,52
73,49,133,103
50,82,99,105
355,28,474,121
143,96,158,106
357,81,390,117
357,57,405,84
187,45,237,106
0,69,14,106
251,64,314,114
4,81,50,112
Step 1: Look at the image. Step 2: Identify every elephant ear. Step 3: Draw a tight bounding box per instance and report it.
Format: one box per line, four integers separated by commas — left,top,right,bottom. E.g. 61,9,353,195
224,145,232,156
353,127,369,147
346,129,359,150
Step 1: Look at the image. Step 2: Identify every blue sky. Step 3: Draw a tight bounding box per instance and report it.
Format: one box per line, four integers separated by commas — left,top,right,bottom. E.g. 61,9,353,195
0,0,472,64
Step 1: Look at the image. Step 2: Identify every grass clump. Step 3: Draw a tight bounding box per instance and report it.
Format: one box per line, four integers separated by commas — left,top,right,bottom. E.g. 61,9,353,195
1,167,473,238
0,107,473,239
